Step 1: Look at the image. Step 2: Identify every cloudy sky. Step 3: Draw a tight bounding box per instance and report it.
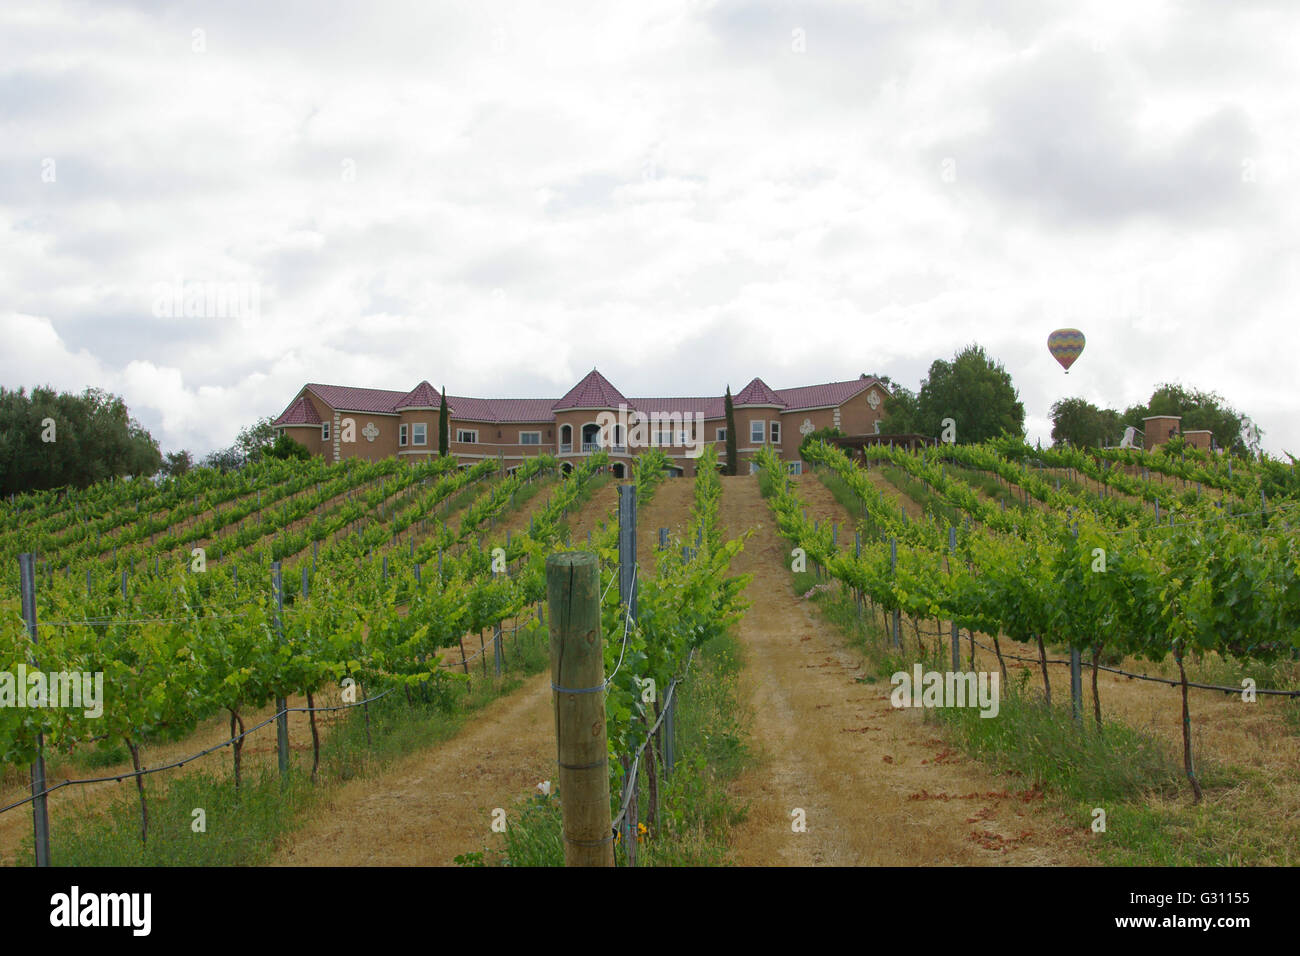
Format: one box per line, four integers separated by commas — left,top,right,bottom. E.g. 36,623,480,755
2,0,1295,457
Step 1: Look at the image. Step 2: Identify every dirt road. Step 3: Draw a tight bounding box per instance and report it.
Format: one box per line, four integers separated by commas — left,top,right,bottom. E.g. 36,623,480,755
718,474,1088,865
274,671,554,865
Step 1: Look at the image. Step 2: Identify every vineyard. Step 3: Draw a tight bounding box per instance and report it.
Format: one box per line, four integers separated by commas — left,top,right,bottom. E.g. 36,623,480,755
2,437,1298,865
0,444,751,865
754,438,1299,858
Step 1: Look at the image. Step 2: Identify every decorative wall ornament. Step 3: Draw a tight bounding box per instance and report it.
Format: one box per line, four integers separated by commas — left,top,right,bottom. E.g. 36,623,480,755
799,418,815,436
362,422,380,442
867,390,880,410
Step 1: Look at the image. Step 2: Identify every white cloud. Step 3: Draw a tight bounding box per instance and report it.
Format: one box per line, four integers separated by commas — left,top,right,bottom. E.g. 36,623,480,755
0,0,1295,455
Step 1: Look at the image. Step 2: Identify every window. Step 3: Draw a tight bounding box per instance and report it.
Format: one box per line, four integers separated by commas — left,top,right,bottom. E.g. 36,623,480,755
770,421,781,444
655,427,672,446
412,423,427,445
748,460,759,475
520,431,541,445
787,461,802,475
457,429,478,444
677,430,691,445
398,424,408,447
321,422,330,441
716,427,726,442
750,420,764,444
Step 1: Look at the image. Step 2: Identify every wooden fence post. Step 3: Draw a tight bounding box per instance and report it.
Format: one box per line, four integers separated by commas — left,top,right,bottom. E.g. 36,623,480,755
889,538,900,648
270,562,290,783
546,551,613,866
948,526,959,671
19,554,52,867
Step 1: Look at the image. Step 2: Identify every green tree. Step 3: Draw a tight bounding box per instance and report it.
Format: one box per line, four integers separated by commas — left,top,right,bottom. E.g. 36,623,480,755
914,344,1025,443
264,433,311,460
724,386,738,476
0,385,162,495
236,416,278,463
861,372,897,392
1122,383,1259,456
162,449,194,477
878,385,920,435
1050,397,1123,448
200,446,244,473
438,386,449,456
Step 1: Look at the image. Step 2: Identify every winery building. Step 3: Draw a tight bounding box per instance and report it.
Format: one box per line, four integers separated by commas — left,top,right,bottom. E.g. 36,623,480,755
272,369,890,478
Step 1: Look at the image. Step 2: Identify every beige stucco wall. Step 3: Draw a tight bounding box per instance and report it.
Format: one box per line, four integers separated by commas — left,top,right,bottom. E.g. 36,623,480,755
282,383,888,476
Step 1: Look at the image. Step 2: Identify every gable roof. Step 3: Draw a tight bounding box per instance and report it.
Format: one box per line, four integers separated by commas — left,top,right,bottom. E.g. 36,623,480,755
552,368,629,410
733,377,786,407
274,395,322,426
396,380,441,409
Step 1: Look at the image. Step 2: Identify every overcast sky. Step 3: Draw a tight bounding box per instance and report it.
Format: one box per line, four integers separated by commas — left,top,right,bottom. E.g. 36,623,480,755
2,0,1295,457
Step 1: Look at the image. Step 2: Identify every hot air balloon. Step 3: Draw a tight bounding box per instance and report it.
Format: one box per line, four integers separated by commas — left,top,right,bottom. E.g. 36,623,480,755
1048,328,1085,373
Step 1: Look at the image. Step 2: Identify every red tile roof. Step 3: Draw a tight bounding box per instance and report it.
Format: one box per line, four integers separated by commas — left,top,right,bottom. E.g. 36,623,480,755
776,377,879,410
305,383,407,414
280,373,884,427
274,395,322,426
396,381,441,409
552,369,629,410
627,397,725,418
447,396,556,423
733,377,786,407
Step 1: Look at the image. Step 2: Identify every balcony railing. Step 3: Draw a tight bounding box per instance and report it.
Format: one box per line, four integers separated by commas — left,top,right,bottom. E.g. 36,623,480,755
555,442,655,455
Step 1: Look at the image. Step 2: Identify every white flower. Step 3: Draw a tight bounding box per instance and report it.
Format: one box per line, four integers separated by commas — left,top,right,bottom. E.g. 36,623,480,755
536,780,552,796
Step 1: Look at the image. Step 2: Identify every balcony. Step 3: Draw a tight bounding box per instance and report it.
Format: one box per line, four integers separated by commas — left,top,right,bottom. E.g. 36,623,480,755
561,441,629,455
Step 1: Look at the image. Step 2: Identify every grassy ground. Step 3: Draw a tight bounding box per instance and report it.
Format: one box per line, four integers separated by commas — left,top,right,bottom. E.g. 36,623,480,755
30,624,552,866
490,627,753,867
798,576,1299,865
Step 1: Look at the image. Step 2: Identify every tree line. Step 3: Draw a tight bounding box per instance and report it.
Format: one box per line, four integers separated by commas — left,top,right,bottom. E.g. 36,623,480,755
0,386,310,497
0,386,162,497
870,344,1264,457
1,365,1268,497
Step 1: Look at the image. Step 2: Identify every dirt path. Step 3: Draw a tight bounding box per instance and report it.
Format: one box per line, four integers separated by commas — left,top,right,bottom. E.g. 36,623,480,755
718,474,1088,866
635,478,697,570
274,672,554,866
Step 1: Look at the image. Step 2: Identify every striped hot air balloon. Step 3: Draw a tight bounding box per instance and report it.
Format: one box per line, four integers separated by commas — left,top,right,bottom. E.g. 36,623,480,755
1047,328,1085,373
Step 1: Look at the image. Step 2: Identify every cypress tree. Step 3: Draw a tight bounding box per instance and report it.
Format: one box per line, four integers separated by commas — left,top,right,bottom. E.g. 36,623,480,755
724,385,738,476
438,386,449,456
